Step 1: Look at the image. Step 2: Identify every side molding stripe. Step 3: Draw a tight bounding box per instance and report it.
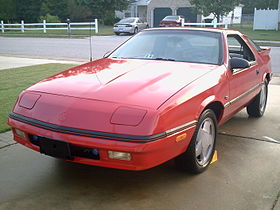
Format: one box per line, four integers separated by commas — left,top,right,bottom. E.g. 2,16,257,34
224,82,263,108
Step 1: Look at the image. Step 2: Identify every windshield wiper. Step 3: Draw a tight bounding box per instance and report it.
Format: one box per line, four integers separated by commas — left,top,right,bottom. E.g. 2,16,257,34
111,57,176,61
153,57,176,61
111,56,141,59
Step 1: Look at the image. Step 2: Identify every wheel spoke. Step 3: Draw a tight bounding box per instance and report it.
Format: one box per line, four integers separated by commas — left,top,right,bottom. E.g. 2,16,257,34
195,134,203,157
202,120,211,133
195,118,215,166
196,141,203,158
259,84,267,111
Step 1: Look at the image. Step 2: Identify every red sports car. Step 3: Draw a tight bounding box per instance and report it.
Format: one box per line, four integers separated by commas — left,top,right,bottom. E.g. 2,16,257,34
159,15,184,27
8,28,272,173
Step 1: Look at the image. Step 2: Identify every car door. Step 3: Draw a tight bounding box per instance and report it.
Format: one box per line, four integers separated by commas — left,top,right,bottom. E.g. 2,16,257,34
226,34,261,115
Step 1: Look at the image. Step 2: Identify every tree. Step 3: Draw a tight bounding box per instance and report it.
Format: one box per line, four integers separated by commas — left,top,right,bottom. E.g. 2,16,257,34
15,0,44,22
0,0,16,22
190,0,241,23
241,0,279,14
79,0,129,22
67,0,92,21
41,0,69,21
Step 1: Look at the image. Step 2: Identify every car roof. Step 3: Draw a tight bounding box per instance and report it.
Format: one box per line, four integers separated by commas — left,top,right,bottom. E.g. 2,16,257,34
144,27,241,35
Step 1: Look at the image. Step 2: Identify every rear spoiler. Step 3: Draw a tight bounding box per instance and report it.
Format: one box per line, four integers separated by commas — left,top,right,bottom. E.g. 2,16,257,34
259,47,271,56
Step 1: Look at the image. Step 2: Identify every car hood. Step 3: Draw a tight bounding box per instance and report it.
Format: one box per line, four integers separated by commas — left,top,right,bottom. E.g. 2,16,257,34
28,58,217,109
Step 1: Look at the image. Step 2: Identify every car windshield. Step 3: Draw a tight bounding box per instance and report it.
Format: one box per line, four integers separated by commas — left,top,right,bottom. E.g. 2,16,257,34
110,30,222,65
163,16,179,21
118,18,136,24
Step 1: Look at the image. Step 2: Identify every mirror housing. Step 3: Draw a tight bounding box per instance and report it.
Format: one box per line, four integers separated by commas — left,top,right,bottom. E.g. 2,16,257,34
229,58,250,71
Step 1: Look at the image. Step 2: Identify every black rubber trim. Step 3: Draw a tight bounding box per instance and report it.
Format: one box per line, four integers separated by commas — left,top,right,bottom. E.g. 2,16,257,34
9,112,167,143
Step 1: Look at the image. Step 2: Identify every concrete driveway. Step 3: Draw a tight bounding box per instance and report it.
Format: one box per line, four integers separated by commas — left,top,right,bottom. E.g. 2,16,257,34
0,79,279,210
0,56,82,70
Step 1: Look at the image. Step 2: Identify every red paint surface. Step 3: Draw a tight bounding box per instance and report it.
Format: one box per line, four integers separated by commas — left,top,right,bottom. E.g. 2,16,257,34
8,28,272,170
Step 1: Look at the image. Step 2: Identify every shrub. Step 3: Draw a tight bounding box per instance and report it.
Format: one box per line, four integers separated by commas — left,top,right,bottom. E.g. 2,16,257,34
39,13,61,23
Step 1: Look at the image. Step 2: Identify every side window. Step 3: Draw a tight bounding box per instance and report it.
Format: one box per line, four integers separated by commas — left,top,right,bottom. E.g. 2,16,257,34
247,37,262,52
137,19,141,23
227,35,255,62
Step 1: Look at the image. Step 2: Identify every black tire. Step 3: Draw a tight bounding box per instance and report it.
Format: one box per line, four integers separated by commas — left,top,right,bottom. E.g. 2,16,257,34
115,32,120,35
175,109,217,174
246,79,268,117
133,27,138,34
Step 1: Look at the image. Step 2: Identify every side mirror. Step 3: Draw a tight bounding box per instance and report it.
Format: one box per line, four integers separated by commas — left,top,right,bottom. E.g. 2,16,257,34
229,58,250,72
103,51,111,58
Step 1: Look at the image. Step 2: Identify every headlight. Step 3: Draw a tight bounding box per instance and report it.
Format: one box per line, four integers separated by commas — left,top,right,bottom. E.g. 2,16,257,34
111,106,147,126
19,92,41,109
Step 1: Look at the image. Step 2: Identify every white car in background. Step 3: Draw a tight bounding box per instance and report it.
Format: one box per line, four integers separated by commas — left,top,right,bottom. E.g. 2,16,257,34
113,17,148,35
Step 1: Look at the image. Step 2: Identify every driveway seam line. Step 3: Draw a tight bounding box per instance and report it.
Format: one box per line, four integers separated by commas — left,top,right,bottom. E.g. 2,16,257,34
272,189,280,210
218,133,280,144
0,142,17,150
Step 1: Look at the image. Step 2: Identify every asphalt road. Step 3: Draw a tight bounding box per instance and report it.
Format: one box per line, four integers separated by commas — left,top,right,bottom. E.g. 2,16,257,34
0,36,129,61
0,36,279,74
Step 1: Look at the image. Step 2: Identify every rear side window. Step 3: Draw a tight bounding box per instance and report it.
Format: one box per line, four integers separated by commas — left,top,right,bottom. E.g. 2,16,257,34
246,37,262,52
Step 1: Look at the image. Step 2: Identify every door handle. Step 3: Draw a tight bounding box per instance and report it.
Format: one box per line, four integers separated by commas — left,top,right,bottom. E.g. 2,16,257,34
256,69,260,75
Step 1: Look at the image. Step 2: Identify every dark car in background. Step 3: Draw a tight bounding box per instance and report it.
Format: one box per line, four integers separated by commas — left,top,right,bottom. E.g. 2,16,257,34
113,17,148,35
159,15,184,27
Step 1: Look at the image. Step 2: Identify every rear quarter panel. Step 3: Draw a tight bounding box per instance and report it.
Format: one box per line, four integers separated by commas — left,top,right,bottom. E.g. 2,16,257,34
241,34,272,82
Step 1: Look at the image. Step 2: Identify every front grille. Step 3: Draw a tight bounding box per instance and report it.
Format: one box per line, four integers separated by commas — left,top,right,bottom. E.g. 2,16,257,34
29,134,100,160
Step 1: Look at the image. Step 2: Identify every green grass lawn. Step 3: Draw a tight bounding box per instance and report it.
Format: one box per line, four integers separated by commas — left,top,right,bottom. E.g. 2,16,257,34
0,63,77,133
0,25,114,38
230,24,280,42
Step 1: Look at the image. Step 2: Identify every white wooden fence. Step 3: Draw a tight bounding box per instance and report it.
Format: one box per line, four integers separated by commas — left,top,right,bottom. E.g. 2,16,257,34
181,21,229,29
0,19,99,33
253,8,279,30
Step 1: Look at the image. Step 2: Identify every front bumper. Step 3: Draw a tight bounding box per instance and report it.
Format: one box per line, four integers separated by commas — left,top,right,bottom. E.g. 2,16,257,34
8,116,196,171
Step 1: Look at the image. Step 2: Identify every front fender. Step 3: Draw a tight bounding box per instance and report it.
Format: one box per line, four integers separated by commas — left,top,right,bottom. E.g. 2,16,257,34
195,96,225,121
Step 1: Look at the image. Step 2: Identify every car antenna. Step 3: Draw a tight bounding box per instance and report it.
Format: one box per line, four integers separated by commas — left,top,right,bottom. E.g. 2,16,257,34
89,19,102,85
89,19,93,62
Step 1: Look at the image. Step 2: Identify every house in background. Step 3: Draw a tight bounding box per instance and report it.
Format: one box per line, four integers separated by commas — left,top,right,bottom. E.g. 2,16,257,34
116,0,243,27
116,0,200,27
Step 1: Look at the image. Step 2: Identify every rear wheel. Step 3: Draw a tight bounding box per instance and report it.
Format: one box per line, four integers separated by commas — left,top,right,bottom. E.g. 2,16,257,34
133,27,138,34
246,79,268,117
175,109,217,174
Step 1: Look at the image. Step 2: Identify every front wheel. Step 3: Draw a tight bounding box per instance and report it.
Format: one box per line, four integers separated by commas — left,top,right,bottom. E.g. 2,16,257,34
246,79,268,117
175,109,217,174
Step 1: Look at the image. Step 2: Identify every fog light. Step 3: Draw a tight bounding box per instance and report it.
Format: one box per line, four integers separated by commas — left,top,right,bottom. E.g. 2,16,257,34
14,128,26,139
91,148,99,156
108,151,131,161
